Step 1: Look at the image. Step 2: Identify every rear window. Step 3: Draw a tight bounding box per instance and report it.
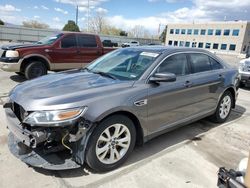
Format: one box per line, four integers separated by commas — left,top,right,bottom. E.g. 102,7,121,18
78,35,97,47
61,35,77,48
189,53,211,73
210,57,223,70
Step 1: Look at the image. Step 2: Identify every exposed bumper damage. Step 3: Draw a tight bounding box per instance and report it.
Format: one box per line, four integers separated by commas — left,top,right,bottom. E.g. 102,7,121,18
4,102,93,170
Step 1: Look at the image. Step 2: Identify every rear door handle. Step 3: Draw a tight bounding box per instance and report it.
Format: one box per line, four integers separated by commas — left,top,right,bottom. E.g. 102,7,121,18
184,80,192,88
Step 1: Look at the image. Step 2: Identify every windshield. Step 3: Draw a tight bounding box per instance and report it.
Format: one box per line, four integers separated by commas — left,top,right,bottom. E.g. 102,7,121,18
36,33,63,45
87,49,159,81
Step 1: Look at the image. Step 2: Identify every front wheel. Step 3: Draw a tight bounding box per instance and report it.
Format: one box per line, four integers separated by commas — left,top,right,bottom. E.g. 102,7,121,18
24,61,47,80
210,91,233,123
86,115,136,172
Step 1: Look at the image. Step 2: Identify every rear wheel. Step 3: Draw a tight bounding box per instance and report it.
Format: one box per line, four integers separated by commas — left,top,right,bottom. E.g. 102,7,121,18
210,91,233,123
86,115,136,172
24,61,47,79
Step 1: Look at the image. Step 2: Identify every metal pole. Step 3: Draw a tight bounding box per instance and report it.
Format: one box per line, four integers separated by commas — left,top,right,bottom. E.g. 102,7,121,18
76,5,78,26
87,0,89,32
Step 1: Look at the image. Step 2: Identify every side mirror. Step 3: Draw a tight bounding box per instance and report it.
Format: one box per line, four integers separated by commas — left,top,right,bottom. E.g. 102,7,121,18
149,73,176,82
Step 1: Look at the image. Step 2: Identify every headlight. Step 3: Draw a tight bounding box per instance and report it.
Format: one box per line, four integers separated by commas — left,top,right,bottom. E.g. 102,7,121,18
5,50,19,58
23,107,87,126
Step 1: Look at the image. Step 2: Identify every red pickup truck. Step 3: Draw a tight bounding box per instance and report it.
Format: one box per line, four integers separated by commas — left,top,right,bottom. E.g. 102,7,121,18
0,32,115,79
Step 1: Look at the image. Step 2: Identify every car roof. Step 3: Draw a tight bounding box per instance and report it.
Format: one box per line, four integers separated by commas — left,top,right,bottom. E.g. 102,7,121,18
127,45,212,54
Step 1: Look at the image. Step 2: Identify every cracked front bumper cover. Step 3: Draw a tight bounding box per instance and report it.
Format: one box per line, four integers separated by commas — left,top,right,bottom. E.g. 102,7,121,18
8,133,81,170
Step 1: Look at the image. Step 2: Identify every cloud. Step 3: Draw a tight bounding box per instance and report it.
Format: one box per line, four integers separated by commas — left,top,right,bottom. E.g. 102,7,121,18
95,7,108,14
41,5,49,10
33,6,38,9
55,0,109,7
34,15,40,19
54,7,68,14
53,17,61,22
107,0,250,35
0,4,21,12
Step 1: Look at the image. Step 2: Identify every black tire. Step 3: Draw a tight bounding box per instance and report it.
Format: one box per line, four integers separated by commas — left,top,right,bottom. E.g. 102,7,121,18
86,115,136,172
210,91,233,123
24,61,47,80
15,72,24,76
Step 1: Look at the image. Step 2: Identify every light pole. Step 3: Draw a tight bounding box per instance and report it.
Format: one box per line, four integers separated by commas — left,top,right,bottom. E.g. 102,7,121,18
87,0,90,32
75,5,78,26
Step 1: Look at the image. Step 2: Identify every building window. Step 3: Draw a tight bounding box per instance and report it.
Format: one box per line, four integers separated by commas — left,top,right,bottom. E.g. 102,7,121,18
205,43,211,49
221,44,227,50
185,41,190,47
213,43,219,49
181,29,186,34
232,29,239,36
179,41,184,47
175,29,180,34
187,29,192,35
200,29,206,35
192,42,197,48
208,29,213,35
223,29,230,36
215,29,221,36
174,41,178,46
170,29,174,34
229,44,236,51
194,29,199,35
198,42,203,48
168,40,173,45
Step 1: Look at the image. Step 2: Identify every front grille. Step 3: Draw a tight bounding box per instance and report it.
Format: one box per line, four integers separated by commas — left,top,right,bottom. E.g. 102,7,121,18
12,102,26,121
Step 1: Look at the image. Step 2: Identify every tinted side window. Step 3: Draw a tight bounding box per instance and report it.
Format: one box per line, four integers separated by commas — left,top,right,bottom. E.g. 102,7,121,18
78,35,97,47
210,57,223,70
156,54,189,76
189,53,211,73
61,35,77,48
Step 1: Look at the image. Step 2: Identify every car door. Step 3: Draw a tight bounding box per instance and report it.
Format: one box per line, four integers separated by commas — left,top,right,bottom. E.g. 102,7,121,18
77,34,103,67
147,53,197,134
186,53,224,112
50,34,83,70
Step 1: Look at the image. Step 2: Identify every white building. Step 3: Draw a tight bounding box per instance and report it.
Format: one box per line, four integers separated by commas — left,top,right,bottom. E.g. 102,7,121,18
165,21,250,57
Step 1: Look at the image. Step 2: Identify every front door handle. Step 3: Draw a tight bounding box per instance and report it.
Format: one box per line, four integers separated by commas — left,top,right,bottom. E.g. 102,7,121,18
184,80,192,88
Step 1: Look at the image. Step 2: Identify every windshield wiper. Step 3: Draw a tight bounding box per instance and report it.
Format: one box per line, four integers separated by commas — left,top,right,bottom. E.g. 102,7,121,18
81,67,91,72
92,71,117,80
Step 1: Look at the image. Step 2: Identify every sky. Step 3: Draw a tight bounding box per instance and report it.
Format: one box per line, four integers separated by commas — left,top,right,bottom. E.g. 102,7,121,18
1,0,250,35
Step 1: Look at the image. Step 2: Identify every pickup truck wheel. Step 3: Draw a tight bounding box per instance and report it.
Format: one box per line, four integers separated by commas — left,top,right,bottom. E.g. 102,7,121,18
24,61,47,79
86,115,136,172
15,72,24,76
210,91,233,123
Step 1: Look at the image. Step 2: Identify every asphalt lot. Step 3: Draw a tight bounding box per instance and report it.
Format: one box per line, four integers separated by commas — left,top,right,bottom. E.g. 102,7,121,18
0,65,250,188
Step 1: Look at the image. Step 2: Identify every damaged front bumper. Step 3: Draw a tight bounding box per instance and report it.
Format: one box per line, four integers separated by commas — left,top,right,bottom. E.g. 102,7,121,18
4,102,93,170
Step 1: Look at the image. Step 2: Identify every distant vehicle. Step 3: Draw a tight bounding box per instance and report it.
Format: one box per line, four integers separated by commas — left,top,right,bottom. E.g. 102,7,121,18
147,43,162,46
121,41,140,48
238,57,250,87
102,40,118,47
0,32,115,79
5,46,239,172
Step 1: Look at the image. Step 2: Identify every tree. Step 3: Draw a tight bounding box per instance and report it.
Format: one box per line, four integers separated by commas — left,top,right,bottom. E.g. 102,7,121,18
119,31,128,36
129,25,150,38
159,26,167,43
62,20,80,32
89,12,106,34
0,19,4,25
22,20,49,29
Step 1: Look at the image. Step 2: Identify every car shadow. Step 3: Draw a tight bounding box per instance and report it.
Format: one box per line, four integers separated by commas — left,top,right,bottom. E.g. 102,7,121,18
34,104,246,178
9,75,26,83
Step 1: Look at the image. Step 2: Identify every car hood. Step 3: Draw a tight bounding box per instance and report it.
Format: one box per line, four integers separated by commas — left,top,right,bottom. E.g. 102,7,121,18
10,70,134,111
1,43,46,50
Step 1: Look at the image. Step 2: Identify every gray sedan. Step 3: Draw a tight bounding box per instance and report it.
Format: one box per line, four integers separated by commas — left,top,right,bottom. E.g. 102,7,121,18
4,46,239,172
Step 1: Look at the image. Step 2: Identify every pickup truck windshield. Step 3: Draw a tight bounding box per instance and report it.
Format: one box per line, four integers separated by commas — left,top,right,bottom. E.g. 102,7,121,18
36,33,63,45
87,49,159,81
